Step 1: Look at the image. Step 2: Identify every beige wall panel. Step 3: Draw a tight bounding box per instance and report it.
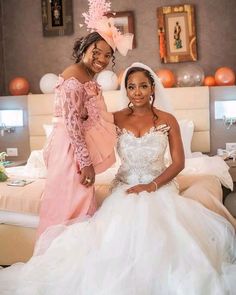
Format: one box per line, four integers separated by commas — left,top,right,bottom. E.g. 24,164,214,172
30,136,46,151
174,110,210,131
28,94,54,115
28,115,53,136
192,132,210,153
166,87,209,110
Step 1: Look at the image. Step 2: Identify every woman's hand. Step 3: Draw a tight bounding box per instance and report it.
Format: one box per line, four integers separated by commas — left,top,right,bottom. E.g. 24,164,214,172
80,164,95,187
126,183,156,194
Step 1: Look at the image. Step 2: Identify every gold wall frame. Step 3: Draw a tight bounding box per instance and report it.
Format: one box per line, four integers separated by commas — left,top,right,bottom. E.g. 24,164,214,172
157,4,197,63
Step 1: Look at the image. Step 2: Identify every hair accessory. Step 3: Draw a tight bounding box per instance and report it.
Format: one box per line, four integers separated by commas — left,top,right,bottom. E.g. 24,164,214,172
82,0,133,56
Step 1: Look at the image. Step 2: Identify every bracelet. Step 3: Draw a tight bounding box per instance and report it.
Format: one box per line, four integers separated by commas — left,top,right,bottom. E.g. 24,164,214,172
151,181,158,191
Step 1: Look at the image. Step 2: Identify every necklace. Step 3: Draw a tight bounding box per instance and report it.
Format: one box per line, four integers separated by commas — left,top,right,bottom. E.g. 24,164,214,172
82,62,95,81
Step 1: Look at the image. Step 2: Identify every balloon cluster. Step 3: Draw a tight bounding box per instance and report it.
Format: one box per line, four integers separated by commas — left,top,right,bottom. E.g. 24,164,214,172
157,65,235,87
8,73,59,95
204,67,235,86
7,65,236,96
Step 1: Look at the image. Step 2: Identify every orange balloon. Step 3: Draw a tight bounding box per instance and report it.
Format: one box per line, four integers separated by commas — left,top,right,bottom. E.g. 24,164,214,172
117,70,125,87
204,76,216,86
215,67,235,86
9,77,30,95
156,69,176,88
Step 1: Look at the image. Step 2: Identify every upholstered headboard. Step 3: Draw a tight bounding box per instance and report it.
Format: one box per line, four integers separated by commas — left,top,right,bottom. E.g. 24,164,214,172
27,86,210,152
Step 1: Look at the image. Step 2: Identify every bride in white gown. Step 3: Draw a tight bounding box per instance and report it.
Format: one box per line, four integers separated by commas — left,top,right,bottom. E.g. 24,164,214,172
1,63,236,295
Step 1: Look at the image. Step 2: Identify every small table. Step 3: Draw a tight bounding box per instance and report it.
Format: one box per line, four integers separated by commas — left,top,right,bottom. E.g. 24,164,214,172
3,160,27,168
224,159,236,217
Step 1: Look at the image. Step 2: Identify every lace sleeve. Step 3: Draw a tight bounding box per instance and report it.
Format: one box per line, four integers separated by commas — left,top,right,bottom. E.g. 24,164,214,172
60,80,92,170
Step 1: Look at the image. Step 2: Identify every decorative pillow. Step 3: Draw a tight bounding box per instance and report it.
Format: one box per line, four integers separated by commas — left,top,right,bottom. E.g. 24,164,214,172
164,119,194,164
24,150,47,178
178,119,194,158
43,124,54,138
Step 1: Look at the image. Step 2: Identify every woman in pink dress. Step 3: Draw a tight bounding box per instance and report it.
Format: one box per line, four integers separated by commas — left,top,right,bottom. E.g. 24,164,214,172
37,25,133,236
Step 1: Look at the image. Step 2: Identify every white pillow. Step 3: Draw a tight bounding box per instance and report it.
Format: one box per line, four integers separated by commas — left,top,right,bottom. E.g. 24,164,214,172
178,119,194,158
43,124,54,138
24,150,47,178
164,119,194,164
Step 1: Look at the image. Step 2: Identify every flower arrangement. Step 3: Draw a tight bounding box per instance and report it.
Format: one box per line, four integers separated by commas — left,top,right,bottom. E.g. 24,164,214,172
0,152,8,182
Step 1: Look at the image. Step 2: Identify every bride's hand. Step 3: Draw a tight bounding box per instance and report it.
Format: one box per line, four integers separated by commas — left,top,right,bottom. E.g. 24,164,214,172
126,183,156,194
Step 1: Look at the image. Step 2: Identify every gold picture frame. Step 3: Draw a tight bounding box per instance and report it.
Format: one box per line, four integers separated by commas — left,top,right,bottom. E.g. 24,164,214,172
157,4,197,63
41,0,73,37
106,11,136,48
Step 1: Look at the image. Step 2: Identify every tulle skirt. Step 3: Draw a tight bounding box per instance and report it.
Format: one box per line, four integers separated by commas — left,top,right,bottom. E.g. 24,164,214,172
1,183,236,295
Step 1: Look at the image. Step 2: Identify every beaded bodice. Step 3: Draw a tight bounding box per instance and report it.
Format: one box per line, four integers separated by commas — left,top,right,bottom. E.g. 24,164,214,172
114,125,169,185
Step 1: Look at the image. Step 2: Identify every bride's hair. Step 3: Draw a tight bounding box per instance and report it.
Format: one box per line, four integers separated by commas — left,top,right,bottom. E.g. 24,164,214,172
124,67,158,122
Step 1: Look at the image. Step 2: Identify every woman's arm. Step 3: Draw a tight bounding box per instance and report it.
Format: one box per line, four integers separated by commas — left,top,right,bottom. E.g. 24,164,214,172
151,114,185,189
60,76,95,186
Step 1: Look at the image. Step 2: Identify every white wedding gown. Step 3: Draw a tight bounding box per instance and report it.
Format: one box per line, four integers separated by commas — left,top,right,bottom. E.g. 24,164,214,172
1,127,236,295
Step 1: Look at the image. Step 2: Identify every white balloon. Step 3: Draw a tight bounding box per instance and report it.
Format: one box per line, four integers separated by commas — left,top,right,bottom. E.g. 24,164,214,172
96,70,118,91
39,73,58,94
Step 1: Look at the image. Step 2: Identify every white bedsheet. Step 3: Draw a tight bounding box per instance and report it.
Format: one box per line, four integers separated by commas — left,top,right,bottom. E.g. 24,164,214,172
0,210,39,228
2,153,233,228
5,152,233,190
181,155,233,190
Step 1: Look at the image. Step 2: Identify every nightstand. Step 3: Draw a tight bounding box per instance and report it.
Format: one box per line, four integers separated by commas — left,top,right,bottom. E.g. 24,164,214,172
3,160,27,168
224,159,236,217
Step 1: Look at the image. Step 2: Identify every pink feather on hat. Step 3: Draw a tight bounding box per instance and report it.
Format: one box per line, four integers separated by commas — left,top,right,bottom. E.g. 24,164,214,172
82,0,133,56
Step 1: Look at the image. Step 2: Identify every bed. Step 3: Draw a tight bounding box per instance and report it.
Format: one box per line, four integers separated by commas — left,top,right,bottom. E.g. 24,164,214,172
0,86,234,266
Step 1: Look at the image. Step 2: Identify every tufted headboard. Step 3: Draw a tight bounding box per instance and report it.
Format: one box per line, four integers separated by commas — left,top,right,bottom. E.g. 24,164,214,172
27,86,210,153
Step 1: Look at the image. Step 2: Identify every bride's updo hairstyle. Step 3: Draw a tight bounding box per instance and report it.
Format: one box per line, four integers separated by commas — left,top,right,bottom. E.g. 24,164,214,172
124,67,157,121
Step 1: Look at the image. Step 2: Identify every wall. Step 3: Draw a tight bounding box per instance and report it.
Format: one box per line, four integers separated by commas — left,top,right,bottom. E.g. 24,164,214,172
1,0,236,94
210,86,236,155
0,96,30,161
0,1,5,95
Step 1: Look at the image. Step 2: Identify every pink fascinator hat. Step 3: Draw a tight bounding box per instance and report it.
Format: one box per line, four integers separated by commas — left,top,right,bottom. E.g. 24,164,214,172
82,0,134,56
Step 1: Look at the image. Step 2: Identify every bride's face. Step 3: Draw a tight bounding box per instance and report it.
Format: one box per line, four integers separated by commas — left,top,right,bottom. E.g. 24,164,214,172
126,71,154,108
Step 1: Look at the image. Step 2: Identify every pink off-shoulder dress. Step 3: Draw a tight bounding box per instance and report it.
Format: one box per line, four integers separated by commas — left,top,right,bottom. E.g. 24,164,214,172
37,77,117,237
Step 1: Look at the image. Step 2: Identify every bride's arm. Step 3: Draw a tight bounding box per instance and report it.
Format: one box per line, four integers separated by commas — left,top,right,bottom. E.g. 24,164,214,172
151,114,185,189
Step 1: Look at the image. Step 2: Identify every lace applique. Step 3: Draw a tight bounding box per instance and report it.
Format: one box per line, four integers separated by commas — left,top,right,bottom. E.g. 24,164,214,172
116,124,170,138
54,78,102,170
83,96,100,130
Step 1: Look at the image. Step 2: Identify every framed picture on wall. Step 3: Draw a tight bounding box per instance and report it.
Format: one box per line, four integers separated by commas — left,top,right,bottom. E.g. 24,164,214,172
41,0,73,37
157,4,197,63
106,11,136,48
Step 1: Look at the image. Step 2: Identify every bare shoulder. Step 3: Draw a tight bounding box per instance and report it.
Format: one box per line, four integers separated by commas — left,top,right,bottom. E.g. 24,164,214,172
156,109,178,128
61,64,86,83
114,108,130,126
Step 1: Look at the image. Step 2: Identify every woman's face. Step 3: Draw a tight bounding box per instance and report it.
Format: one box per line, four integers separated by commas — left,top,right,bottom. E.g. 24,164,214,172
83,40,112,74
126,71,154,107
